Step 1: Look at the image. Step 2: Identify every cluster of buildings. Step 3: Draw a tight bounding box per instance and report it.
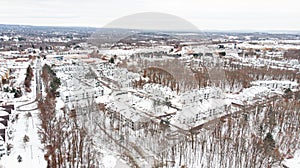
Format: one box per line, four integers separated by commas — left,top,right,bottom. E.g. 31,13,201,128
0,66,16,157
0,108,11,157
251,80,298,90
0,56,31,158
143,83,176,100
1,25,300,167
105,91,149,130
177,99,229,126
54,63,104,112
172,87,230,128
0,106,12,142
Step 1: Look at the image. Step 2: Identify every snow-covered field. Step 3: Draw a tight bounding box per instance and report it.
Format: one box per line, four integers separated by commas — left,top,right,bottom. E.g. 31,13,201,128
284,150,300,168
0,108,46,168
0,60,46,167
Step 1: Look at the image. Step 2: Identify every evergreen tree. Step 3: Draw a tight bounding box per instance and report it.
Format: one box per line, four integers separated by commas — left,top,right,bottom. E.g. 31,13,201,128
263,132,276,155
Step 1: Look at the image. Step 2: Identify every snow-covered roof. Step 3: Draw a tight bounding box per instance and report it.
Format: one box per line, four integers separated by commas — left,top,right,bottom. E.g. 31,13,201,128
179,87,223,103
55,98,65,110
251,80,298,87
95,95,109,104
109,99,144,123
177,98,228,120
243,86,266,96
0,123,6,129
0,110,9,117
142,83,176,99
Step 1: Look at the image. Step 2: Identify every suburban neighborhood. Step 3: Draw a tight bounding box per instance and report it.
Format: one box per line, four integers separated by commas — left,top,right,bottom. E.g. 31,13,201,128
0,23,299,168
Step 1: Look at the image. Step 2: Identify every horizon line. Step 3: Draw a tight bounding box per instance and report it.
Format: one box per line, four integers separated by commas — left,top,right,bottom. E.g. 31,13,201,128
0,23,300,34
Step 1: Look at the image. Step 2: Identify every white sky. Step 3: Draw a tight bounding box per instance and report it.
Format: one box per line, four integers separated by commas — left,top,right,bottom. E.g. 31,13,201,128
0,0,299,31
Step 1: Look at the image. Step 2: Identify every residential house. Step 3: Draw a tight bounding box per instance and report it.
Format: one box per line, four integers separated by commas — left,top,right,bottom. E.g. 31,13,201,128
251,80,298,90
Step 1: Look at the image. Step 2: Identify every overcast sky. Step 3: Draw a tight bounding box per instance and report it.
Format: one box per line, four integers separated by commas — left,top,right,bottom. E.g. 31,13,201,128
0,0,299,31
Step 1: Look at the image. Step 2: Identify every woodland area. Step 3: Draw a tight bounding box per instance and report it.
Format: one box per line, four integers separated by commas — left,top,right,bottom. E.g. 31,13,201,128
134,96,300,167
124,58,299,93
38,64,101,168
84,90,300,168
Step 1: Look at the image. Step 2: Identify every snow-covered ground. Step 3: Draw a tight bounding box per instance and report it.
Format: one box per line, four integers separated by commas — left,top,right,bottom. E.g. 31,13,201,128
102,151,130,168
284,150,300,168
0,59,46,167
0,108,46,168
1,36,300,168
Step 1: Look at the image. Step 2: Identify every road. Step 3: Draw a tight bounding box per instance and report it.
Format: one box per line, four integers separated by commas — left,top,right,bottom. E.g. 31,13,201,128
15,58,42,112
